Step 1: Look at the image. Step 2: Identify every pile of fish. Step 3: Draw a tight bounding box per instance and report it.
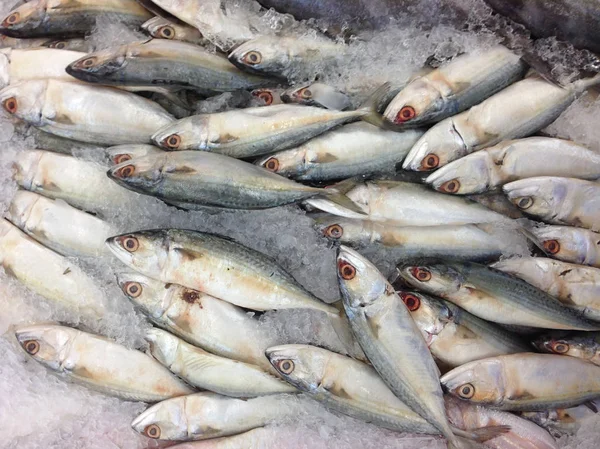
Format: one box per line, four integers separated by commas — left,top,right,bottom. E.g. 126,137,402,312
2,1,600,448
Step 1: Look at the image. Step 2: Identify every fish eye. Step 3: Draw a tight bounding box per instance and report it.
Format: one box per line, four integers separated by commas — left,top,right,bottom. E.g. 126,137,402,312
4,12,20,25
338,261,356,280
516,197,533,210
254,90,274,105
163,134,181,149
401,293,421,311
124,281,142,298
23,340,40,355
325,224,343,239
158,25,175,39
263,157,279,172
277,359,295,374
121,236,139,252
113,154,132,165
439,179,460,194
410,267,432,282
80,57,96,68
242,51,262,65
3,97,17,114
420,154,439,170
543,239,560,255
51,41,67,49
144,424,161,439
396,106,416,123
551,341,569,354
458,383,475,399
298,88,312,99
116,164,135,178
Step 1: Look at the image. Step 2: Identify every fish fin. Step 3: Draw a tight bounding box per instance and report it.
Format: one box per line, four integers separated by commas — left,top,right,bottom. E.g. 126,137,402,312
356,82,395,129
584,401,599,413
152,89,192,111
451,425,511,442
520,51,566,87
328,302,368,362
328,176,364,195
321,190,366,215
315,152,339,163
574,72,600,93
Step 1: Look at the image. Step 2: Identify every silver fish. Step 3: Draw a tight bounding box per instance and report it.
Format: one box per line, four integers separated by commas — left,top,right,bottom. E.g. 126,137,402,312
533,331,600,367
105,144,164,165
281,82,352,110
397,261,600,330
384,46,526,127
15,324,193,402
403,75,600,171
255,123,423,182
142,16,206,46
426,137,600,195
529,225,600,268
441,353,600,411
503,177,600,231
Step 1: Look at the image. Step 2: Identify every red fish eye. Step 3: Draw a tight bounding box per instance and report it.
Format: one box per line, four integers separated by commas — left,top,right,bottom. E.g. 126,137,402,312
113,154,132,165
258,91,273,105
119,236,139,252
543,240,560,255
325,224,343,239
24,340,40,355
420,154,439,170
395,106,416,123
164,134,181,149
5,12,19,25
116,164,135,178
338,261,356,280
3,97,17,114
410,267,431,282
400,293,421,311
551,341,569,354
263,157,279,172
439,179,460,193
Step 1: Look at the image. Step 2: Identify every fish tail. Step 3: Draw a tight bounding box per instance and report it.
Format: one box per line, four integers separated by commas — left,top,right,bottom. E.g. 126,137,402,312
355,82,395,129
574,72,600,93
321,186,366,215
452,424,511,443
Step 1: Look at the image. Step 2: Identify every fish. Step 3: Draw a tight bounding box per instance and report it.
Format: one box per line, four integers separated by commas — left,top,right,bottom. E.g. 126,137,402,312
336,246,463,448
6,190,117,257
0,0,152,38
441,353,600,411
503,177,600,230
141,16,207,46
397,291,529,368
402,75,600,171
528,225,600,268
15,323,193,402
397,261,600,331
107,151,363,210
229,35,341,78
281,82,352,110
13,149,137,213
131,392,299,440
116,272,278,372
255,123,424,182
66,39,273,94
250,87,285,106
384,46,527,127
150,428,287,449
0,219,105,318
145,328,296,397
105,144,164,165
533,331,600,367
426,137,600,195
29,128,106,155
493,257,600,322
0,79,174,145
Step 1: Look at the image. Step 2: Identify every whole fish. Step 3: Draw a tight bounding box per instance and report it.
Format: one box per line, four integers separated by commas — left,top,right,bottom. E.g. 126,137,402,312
0,219,105,317
493,257,600,322
142,16,206,45
251,87,285,106
398,291,528,368
151,94,383,158
397,261,600,330
131,392,299,440
0,79,174,145
281,82,352,110
105,144,163,165
107,151,360,210
146,328,295,397
533,331,600,367
503,177,600,230
66,39,273,93
255,123,423,182
402,75,600,171
384,46,526,127
6,190,117,257
337,246,464,448
15,324,193,402
306,180,508,226
529,225,600,268
13,150,137,213
116,272,278,371
426,137,600,195
441,353,600,411
0,0,152,38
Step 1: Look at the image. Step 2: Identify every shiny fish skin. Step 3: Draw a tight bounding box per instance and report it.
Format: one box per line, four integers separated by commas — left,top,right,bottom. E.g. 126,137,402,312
441,353,600,411
146,329,295,397
256,123,423,182
397,261,600,330
0,219,105,318
533,331,600,367
0,79,174,145
15,324,193,402
503,177,600,231
493,257,600,322
427,137,600,195
384,46,526,127
30,128,106,155
0,0,152,38
131,392,299,440
529,225,600,268
116,272,277,372
158,428,285,449
104,144,163,165
6,190,116,257
281,82,352,110
0,35,52,49
142,16,206,45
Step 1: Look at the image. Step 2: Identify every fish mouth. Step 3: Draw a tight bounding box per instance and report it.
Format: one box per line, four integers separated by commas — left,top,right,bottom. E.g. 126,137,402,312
105,236,135,265
402,139,427,171
130,409,153,434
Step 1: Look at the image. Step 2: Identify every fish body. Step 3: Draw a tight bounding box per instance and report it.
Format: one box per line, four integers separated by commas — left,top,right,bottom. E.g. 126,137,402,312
15,324,193,402
281,82,352,110
427,137,600,195
142,16,206,45
533,331,600,367
503,177,600,230
105,144,163,165
29,128,106,155
529,225,600,268
441,353,600,411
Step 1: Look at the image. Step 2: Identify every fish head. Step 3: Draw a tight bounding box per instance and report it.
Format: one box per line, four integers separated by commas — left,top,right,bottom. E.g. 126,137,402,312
145,328,179,367
131,397,188,440
142,17,176,40
384,78,443,126
533,332,596,362
503,178,563,219
106,230,170,278
0,0,47,38
266,344,328,392
425,152,491,195
441,358,506,406
152,116,206,151
44,38,94,53
0,79,47,125
402,120,464,171
256,147,308,177
105,144,162,166
228,37,291,76
116,271,170,319
396,262,463,298
14,324,75,372
107,153,166,193
314,215,372,247
6,190,40,229
251,88,283,106
396,290,450,343
528,225,591,262
0,49,10,90
337,245,388,308
66,45,128,84
12,149,44,190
